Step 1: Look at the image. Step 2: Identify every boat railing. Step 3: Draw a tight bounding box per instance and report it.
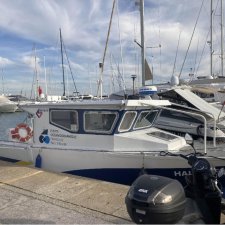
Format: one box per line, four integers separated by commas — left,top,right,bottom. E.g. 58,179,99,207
167,103,217,147
160,107,208,154
140,102,218,154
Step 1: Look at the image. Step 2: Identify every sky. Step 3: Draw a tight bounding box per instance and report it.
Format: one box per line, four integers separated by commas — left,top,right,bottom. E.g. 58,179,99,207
0,0,224,97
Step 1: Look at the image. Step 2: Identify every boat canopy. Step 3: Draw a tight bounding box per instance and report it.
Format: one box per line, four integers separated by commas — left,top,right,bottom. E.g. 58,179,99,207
160,88,225,120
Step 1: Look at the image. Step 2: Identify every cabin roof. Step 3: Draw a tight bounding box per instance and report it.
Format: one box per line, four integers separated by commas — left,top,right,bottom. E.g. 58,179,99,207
19,99,171,112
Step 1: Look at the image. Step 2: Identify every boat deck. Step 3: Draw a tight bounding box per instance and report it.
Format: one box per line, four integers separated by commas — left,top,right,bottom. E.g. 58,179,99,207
0,159,224,224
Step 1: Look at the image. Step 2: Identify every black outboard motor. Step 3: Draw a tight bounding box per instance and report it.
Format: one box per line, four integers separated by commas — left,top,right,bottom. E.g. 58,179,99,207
125,154,223,224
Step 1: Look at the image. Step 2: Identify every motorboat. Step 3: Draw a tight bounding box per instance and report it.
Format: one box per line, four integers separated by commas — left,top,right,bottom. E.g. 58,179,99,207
155,108,225,139
0,98,224,194
155,87,225,138
0,99,186,183
0,0,224,195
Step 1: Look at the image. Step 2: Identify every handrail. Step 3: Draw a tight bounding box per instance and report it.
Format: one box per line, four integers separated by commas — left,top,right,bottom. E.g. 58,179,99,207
140,102,210,154
170,102,217,147
159,107,208,154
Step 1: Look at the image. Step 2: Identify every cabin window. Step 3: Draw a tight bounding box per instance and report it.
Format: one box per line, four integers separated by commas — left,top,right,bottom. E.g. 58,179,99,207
134,110,158,129
84,111,118,133
118,111,137,132
50,110,78,132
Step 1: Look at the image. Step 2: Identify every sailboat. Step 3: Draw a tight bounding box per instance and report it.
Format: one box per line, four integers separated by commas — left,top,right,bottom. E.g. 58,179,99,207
0,0,224,195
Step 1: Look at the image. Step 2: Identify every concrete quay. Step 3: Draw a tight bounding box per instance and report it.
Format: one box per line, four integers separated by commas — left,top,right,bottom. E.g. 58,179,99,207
0,160,131,224
0,159,224,224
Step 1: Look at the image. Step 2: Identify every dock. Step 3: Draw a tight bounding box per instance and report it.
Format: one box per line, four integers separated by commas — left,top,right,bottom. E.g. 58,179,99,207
0,159,224,224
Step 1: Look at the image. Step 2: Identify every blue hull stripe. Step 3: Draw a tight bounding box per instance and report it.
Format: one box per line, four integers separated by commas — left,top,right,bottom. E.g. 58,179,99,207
64,167,225,197
0,156,20,163
65,168,190,185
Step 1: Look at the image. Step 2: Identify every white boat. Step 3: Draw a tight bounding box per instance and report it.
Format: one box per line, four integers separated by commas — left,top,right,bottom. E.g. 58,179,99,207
0,99,223,191
155,108,225,139
0,95,18,113
155,87,225,139
0,0,224,195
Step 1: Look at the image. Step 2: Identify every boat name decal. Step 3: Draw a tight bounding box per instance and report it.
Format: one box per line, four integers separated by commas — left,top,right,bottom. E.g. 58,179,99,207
174,170,192,177
50,133,76,139
50,129,77,139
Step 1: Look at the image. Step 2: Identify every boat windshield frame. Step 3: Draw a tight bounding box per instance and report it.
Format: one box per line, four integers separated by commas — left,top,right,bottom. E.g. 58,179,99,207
118,111,137,132
133,109,159,130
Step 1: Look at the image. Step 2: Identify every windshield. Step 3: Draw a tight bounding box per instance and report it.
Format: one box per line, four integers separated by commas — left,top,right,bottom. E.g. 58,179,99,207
134,110,159,129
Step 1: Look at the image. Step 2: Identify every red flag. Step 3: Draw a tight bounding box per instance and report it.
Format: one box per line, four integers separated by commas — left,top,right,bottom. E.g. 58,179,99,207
38,86,42,96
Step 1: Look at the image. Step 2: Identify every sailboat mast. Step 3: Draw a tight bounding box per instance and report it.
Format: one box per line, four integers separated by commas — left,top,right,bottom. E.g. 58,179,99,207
97,0,115,99
60,28,66,97
210,0,213,77
34,46,39,101
140,0,145,86
221,0,224,76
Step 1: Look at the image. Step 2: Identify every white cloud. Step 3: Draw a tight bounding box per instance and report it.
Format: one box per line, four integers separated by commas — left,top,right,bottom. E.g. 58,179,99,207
0,57,14,67
22,55,42,72
0,0,223,95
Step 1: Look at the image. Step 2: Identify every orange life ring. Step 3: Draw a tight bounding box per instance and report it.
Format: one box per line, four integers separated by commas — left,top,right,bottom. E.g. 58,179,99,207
10,123,33,142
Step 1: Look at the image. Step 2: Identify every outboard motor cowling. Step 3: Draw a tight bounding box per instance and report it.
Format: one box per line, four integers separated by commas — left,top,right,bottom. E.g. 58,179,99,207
125,174,186,224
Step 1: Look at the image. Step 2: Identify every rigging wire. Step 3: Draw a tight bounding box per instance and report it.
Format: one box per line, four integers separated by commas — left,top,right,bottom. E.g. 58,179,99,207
178,0,205,78
194,0,221,78
211,0,223,75
30,44,38,100
109,53,116,93
116,0,126,93
193,38,199,75
62,40,79,96
157,2,162,75
111,53,126,90
195,29,210,78
172,31,181,77
133,10,140,85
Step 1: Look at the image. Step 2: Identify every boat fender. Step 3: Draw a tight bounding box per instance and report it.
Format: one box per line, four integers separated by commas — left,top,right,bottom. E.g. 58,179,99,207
35,154,42,168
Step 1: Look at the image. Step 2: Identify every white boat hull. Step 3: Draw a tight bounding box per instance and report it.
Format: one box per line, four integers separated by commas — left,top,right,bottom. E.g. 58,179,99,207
0,103,18,113
0,141,224,190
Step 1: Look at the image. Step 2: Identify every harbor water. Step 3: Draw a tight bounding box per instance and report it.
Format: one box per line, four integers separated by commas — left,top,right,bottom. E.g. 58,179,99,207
0,111,28,141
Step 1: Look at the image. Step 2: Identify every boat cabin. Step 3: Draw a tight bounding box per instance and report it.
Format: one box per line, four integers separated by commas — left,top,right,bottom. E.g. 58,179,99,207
19,99,187,152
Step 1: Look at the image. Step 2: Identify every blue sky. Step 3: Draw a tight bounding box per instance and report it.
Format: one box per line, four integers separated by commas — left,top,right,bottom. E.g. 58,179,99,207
0,0,223,97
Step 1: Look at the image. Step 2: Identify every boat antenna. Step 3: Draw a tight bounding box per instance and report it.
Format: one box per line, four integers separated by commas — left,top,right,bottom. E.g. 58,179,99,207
59,28,66,97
